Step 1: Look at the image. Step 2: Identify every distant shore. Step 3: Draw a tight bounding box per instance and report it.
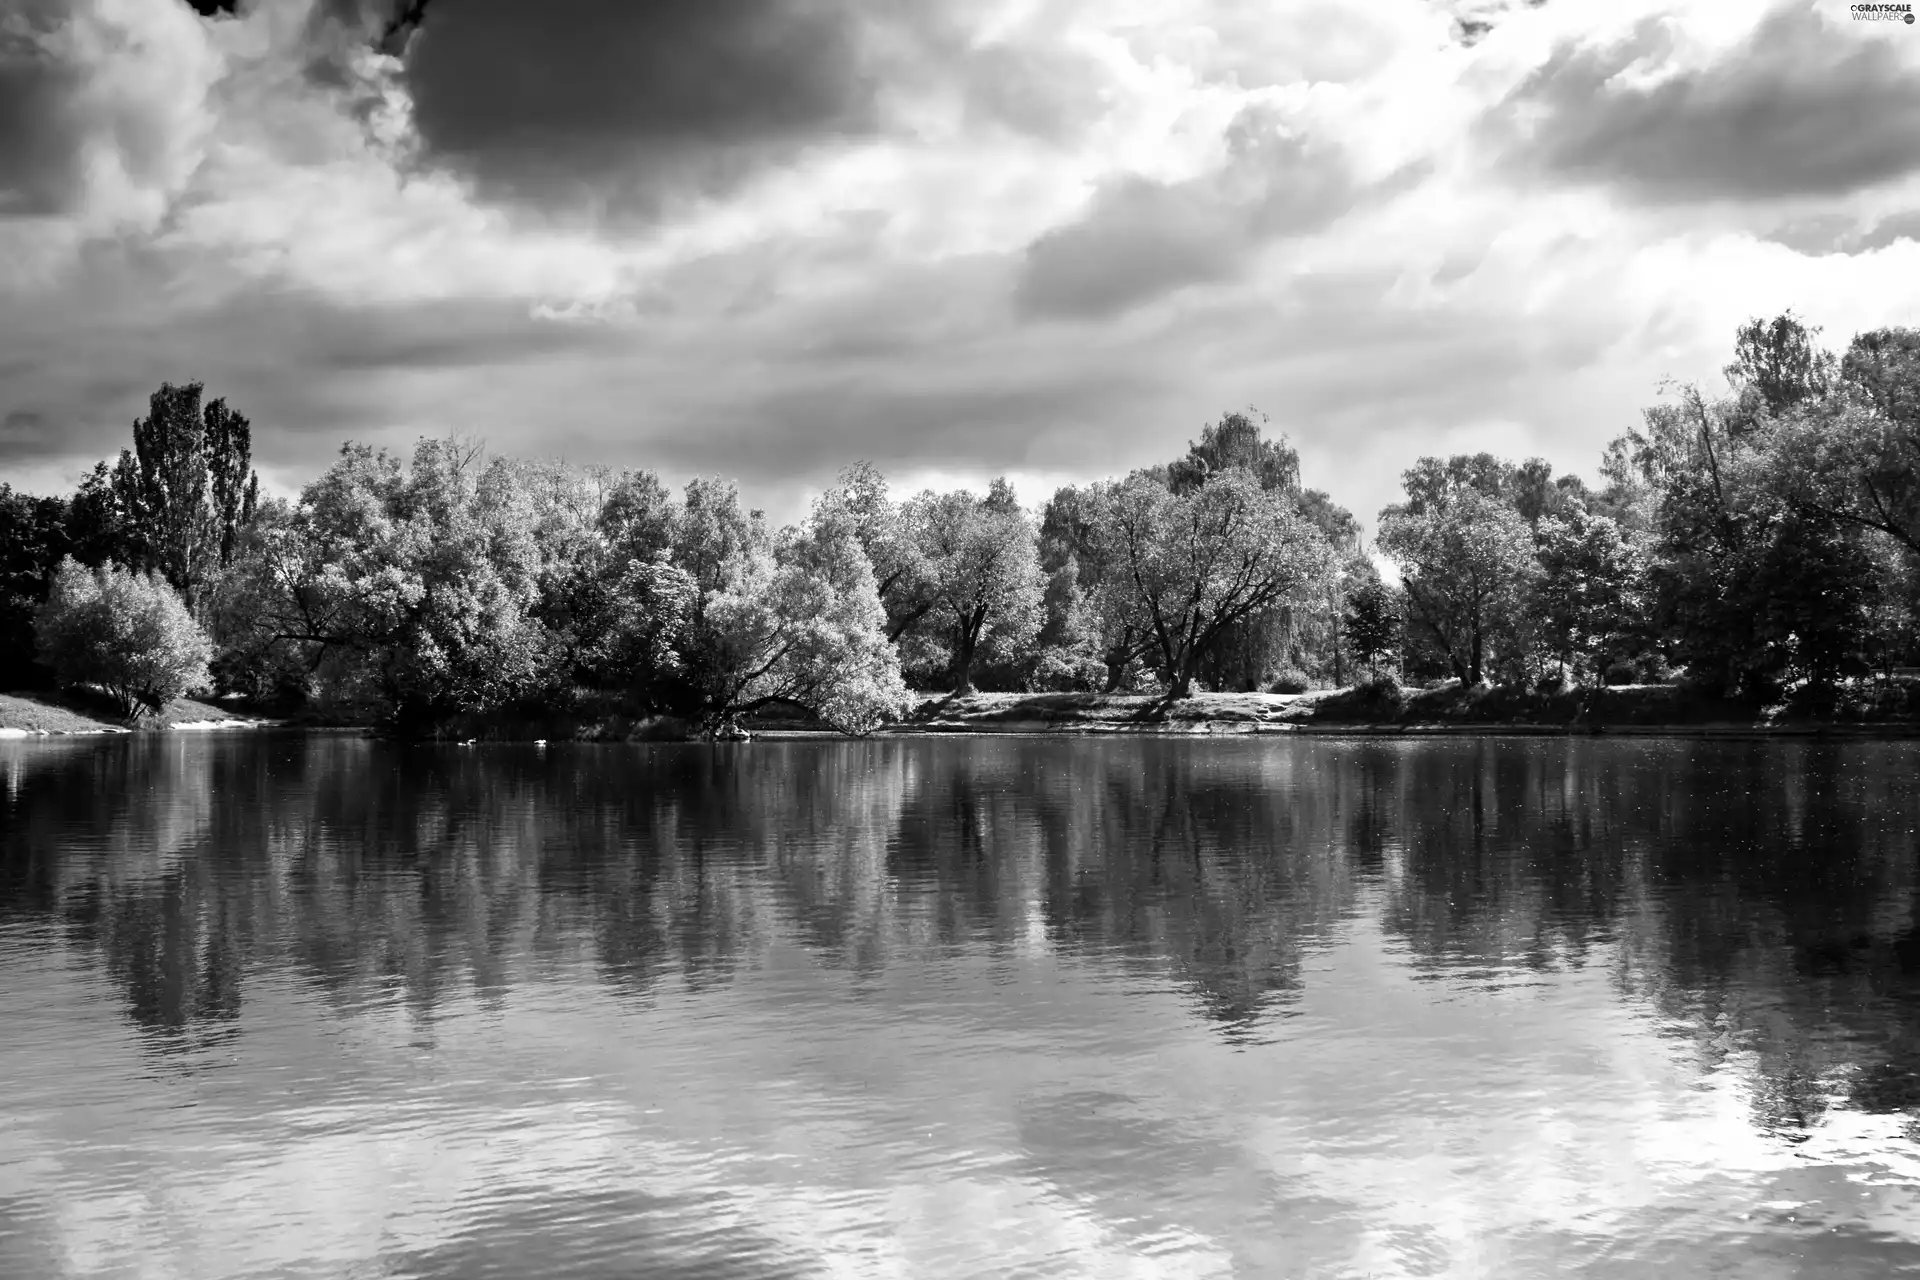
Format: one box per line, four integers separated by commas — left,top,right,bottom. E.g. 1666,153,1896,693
882,686,1920,740
7,682,1918,742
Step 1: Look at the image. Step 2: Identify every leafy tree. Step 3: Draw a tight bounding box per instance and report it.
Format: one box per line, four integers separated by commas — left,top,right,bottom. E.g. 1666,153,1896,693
1764,331,1920,560
34,558,212,718
1168,408,1301,495
108,381,259,613
0,485,72,689
1041,481,1156,690
1510,457,1590,530
225,439,556,728
1343,576,1401,677
811,462,935,642
1533,509,1648,681
1378,466,1537,686
1025,557,1107,691
1092,468,1332,698
904,479,1045,694
1724,310,1834,428
685,515,908,734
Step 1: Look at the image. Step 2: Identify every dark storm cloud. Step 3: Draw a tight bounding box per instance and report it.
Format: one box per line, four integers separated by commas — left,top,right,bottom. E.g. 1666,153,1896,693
383,0,881,213
0,276,627,471
1017,177,1245,320
1764,209,1920,257
1484,6,1920,202
0,2,85,218
1015,109,1364,321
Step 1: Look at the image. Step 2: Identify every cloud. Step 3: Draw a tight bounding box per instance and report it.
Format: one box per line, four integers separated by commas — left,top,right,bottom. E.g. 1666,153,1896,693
1015,105,1363,320
385,0,883,215
0,253,626,477
1764,209,1920,258
1483,5,1920,203
0,0,221,232
7,0,1920,539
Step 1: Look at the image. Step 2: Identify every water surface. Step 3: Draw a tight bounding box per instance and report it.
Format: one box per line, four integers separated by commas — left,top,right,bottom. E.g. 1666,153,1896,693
3,735,1919,1278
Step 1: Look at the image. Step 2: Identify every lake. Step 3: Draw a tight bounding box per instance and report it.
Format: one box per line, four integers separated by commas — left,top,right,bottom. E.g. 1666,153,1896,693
2,734,1918,1279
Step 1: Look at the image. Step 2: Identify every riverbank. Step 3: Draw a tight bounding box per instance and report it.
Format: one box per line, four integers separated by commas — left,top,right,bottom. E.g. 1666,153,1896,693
0,691,275,736
10,681,1917,742
886,681,1920,738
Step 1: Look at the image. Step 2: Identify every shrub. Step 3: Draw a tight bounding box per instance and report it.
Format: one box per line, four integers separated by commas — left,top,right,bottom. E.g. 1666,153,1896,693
33,558,212,719
1358,669,1402,696
1269,666,1313,694
1603,661,1637,687
1535,668,1573,694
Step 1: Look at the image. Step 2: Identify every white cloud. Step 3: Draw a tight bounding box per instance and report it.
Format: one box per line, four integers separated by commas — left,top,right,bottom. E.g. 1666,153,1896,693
4,0,1920,532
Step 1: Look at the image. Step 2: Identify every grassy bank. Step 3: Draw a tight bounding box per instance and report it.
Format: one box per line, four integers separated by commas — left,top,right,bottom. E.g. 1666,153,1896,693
891,681,1920,737
0,690,270,736
13,681,1912,742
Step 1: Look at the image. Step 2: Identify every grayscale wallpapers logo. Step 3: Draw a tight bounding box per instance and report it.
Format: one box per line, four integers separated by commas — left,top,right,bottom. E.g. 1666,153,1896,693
1852,2,1916,20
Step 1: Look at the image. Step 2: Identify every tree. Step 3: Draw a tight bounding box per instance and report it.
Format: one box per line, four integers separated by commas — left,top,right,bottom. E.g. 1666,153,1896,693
904,479,1045,694
661,478,907,733
1041,481,1155,691
0,485,72,689
108,381,259,613
1343,576,1401,677
1092,468,1333,698
687,517,909,734
1168,408,1302,495
1724,310,1834,428
34,558,212,718
1533,509,1647,681
811,462,935,642
1377,467,1537,686
1763,332,1920,560
226,439,557,728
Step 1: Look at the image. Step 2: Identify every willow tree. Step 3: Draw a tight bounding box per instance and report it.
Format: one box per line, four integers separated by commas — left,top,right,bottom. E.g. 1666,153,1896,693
1092,468,1333,698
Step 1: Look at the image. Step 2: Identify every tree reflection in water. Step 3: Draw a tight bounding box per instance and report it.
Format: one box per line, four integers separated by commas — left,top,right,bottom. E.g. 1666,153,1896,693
2,734,1917,1140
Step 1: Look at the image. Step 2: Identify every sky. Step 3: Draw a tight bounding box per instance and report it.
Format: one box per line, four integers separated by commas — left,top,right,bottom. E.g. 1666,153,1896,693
4,0,1920,529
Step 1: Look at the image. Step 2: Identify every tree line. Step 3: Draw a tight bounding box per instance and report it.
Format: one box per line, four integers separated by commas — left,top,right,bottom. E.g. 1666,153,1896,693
2,311,1916,733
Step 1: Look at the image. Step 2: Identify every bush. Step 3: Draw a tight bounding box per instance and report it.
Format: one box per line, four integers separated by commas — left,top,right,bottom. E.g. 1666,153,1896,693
1603,661,1637,687
33,558,212,719
1358,669,1402,696
1269,666,1312,694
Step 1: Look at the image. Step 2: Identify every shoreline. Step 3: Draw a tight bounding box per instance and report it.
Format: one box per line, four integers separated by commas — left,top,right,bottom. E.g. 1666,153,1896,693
7,686,1918,743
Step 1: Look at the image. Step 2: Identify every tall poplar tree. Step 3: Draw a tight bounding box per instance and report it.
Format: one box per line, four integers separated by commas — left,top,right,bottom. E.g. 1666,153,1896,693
109,381,259,613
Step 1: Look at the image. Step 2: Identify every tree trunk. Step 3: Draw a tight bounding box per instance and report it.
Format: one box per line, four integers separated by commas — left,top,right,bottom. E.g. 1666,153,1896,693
952,623,978,695
1469,622,1484,686
1102,657,1127,692
1169,652,1196,699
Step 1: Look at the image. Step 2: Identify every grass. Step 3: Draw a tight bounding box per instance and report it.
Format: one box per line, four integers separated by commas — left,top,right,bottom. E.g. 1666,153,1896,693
0,688,264,735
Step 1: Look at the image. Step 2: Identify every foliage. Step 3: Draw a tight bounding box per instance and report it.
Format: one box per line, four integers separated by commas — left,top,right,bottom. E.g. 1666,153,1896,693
1343,576,1401,676
107,381,259,613
1091,468,1333,698
33,558,212,719
1167,408,1301,495
10,312,1919,734
1533,508,1647,681
813,462,935,642
1269,666,1312,694
903,479,1045,694
1378,471,1537,686
679,480,909,733
0,485,72,689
